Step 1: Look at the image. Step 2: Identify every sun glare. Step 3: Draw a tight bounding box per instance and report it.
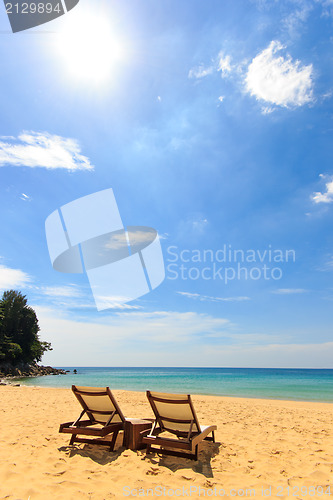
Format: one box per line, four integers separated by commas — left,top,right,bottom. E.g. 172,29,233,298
56,11,124,84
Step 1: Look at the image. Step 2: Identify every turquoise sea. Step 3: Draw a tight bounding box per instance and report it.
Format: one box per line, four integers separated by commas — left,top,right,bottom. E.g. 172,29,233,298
17,367,333,403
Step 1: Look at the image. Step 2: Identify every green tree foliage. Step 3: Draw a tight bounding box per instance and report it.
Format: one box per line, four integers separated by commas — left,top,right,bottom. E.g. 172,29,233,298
0,290,52,364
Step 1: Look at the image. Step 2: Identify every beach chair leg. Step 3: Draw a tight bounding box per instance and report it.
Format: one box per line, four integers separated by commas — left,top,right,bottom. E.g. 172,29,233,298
146,445,151,455
194,445,198,461
109,430,119,452
69,434,76,445
204,431,215,442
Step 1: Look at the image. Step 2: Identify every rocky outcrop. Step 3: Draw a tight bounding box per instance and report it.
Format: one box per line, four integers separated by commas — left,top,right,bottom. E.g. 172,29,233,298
0,361,67,380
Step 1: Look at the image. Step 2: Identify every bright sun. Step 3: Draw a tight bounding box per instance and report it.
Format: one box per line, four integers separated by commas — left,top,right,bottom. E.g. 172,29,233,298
56,10,124,84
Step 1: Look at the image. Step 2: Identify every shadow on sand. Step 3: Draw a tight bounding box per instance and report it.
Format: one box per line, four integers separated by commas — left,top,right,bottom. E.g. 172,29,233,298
58,436,222,478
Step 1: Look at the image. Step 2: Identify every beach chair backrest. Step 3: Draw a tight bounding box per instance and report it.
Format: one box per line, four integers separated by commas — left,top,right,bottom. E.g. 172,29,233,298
72,386,125,425
147,391,201,435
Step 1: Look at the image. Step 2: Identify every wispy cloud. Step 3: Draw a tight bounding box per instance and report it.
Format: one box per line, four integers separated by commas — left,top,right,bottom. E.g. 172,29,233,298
32,284,141,311
36,307,232,349
192,217,208,232
41,285,83,298
36,305,332,368
282,3,313,37
316,254,333,272
90,295,142,310
324,256,333,270
261,106,275,115
0,264,31,290
188,42,313,112
177,291,251,302
312,174,333,204
177,214,209,238
188,64,214,79
188,51,232,80
20,193,31,202
217,52,232,77
245,41,313,108
318,0,333,17
0,131,93,171
272,288,308,295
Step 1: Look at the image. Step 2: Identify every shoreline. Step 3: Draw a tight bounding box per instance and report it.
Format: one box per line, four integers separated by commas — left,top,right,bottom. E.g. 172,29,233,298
9,377,333,405
2,383,333,407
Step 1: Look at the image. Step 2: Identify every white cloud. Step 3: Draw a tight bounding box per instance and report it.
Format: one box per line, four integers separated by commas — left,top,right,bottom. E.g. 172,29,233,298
324,256,333,270
112,310,231,340
177,292,250,302
0,264,31,290
0,131,93,171
37,305,333,368
36,306,234,365
312,174,333,204
188,64,214,79
34,284,141,311
315,254,333,273
245,41,313,108
41,285,83,298
188,51,232,81
91,295,143,310
20,193,31,202
272,288,308,295
282,4,312,37
192,217,208,231
318,0,333,17
217,52,232,77
261,106,275,115
31,284,93,310
177,214,209,236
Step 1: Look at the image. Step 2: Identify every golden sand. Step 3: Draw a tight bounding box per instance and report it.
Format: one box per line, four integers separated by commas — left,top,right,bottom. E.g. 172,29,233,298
0,385,332,499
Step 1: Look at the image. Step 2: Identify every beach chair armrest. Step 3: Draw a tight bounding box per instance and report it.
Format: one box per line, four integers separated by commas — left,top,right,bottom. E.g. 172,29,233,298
59,420,95,433
59,421,74,432
191,425,217,448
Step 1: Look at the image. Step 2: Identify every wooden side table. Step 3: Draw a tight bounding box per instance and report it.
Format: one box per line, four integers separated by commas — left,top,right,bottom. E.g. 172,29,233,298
124,418,152,450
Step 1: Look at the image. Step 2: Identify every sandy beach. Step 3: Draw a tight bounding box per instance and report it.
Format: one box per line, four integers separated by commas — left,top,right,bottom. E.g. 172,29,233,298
0,385,332,499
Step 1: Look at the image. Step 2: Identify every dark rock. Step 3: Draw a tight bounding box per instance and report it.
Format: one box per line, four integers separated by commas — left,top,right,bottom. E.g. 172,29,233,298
0,362,67,379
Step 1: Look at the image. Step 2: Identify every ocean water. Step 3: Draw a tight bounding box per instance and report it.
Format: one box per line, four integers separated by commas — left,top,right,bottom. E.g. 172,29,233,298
17,367,333,403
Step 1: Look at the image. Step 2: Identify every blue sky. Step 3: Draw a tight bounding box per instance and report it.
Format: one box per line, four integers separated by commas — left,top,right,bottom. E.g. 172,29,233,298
0,0,333,367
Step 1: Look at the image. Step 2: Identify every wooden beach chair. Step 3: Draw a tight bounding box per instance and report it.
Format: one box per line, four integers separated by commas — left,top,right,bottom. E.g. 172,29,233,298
141,391,217,460
59,386,125,451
